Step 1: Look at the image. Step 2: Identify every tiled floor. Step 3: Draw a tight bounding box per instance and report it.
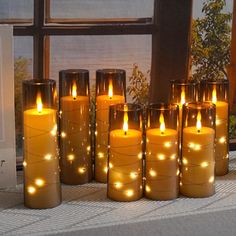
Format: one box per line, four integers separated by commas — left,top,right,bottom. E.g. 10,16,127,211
1,152,236,236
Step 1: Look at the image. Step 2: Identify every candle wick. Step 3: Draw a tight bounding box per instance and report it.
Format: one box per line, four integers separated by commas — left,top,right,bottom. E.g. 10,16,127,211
73,97,76,100
124,131,127,135
161,131,164,135
197,129,200,133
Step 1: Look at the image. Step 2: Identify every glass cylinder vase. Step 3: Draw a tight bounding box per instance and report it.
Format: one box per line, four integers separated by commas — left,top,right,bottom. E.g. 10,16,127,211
170,79,198,126
145,103,179,200
22,79,61,209
200,79,229,176
108,103,143,201
95,69,126,183
181,102,216,198
59,69,92,185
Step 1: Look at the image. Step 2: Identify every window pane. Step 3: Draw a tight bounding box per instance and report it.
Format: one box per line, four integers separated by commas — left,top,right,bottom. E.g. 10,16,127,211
14,37,33,162
50,35,151,102
50,0,154,20
0,0,33,24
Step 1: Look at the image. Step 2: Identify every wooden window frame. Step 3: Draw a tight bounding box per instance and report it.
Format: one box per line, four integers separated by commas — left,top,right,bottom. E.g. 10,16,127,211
4,0,235,150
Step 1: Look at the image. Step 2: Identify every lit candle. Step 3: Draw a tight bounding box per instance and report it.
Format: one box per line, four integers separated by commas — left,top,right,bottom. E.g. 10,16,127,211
23,80,61,209
180,103,215,198
212,87,229,176
59,70,92,185
145,105,179,200
170,80,197,154
95,69,125,183
108,104,143,201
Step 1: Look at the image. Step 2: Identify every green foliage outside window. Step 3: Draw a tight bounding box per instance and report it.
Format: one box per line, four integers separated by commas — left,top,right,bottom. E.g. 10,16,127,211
191,0,236,139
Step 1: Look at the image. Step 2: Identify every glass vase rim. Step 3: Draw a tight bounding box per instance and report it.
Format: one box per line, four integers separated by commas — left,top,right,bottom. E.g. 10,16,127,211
22,79,56,86
59,69,89,75
110,103,143,112
183,101,216,110
203,78,229,85
96,68,126,75
147,103,179,111
170,79,198,86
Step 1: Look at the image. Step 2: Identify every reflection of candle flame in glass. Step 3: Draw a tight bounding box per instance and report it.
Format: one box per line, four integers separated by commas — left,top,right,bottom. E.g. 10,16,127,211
180,87,186,105
123,105,128,134
36,92,43,113
108,80,113,98
196,111,202,132
212,87,217,104
159,112,165,134
72,82,77,99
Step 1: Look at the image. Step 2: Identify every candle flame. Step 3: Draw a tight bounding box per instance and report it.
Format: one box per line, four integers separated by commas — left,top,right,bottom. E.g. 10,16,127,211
159,112,165,134
212,87,217,104
196,111,202,132
123,104,128,134
180,87,186,105
72,82,77,99
108,80,113,98
36,92,43,113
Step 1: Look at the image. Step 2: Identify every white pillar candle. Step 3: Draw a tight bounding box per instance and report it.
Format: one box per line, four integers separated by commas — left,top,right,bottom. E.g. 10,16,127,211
24,95,61,209
95,82,124,183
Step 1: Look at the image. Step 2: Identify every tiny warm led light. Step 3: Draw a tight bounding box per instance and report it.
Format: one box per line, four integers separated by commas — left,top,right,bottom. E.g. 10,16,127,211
176,169,180,176
219,137,226,144
182,158,188,165
216,118,221,126
35,178,45,187
201,161,208,168
194,144,201,150
61,132,66,138
126,189,134,197
28,186,36,194
109,163,113,168
138,152,142,159
78,167,86,174
50,124,57,136
171,154,176,160
23,161,27,167
67,154,75,161
209,176,214,183
95,131,98,136
149,169,157,177
164,142,171,148
157,154,165,160
130,172,138,179
44,154,52,161
98,152,104,159
180,181,183,186
188,142,195,148
87,146,91,152
104,166,108,173
145,185,151,193
114,182,122,189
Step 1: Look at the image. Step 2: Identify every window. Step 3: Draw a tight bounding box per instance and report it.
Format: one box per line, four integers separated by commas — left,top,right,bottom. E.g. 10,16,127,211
0,0,155,165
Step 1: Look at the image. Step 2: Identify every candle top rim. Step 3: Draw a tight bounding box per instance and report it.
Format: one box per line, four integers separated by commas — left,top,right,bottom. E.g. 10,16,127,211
183,126,215,134
110,128,142,138
24,107,56,115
